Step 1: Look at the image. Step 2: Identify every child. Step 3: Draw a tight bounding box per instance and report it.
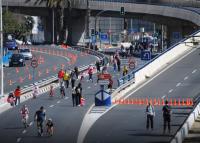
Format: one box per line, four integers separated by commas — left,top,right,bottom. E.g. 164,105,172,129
7,92,15,106
49,85,54,97
46,118,54,136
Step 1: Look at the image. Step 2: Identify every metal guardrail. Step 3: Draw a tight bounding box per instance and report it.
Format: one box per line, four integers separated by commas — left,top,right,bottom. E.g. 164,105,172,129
117,29,200,87
8,46,107,97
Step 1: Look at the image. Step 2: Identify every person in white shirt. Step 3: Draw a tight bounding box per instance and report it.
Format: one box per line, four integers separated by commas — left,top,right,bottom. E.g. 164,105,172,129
146,102,155,130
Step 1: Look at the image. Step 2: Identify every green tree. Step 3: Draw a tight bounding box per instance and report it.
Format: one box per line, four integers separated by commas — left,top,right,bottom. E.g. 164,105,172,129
31,0,72,44
3,11,20,36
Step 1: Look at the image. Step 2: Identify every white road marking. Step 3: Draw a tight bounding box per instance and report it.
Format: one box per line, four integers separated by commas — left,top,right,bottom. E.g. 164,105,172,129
22,130,27,134
162,95,166,99
17,138,21,142
29,122,33,126
64,97,69,100
49,105,54,108
168,89,173,93
88,86,91,89
192,69,197,74
184,76,188,80
57,101,61,104
176,82,181,87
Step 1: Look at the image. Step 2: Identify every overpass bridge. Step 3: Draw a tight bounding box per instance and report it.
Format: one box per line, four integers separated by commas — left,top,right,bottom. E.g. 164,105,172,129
2,0,200,45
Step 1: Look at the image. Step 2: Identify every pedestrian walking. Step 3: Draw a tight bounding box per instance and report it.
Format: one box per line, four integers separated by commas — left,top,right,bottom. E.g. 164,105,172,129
88,65,93,82
162,100,172,133
63,70,70,88
70,70,76,88
7,92,16,107
33,84,39,99
60,82,65,98
116,57,121,72
14,86,21,105
58,69,65,86
95,60,101,73
146,102,155,130
75,83,82,106
49,85,54,97
113,58,117,72
72,87,76,107
108,78,113,92
122,65,128,76
74,66,79,79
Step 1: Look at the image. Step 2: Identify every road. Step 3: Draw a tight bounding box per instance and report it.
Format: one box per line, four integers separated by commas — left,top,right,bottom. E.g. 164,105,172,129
84,48,200,143
0,51,147,143
2,46,97,93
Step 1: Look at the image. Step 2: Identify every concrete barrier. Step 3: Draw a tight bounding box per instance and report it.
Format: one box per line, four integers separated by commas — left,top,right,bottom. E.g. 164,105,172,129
170,102,200,143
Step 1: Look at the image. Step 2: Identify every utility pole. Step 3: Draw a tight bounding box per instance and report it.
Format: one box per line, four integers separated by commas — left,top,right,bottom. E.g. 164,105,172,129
0,0,4,97
52,8,55,45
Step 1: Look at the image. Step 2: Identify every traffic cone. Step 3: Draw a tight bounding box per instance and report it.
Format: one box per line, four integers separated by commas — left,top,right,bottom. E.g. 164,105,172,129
182,99,185,106
46,68,49,74
162,99,165,105
157,98,161,106
149,98,153,105
145,98,149,105
15,68,19,73
19,77,23,83
38,71,42,77
28,74,32,80
173,99,177,106
178,98,181,106
169,98,173,106
153,98,157,106
141,99,145,105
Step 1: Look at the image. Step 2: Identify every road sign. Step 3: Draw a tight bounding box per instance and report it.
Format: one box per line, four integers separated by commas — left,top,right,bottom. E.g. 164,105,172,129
100,33,108,41
141,50,151,61
98,73,112,80
98,80,109,85
95,90,111,106
31,59,38,68
129,58,136,69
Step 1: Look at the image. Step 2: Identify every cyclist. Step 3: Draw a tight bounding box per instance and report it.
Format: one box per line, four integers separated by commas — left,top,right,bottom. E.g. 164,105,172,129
34,106,46,136
46,118,54,136
20,105,29,128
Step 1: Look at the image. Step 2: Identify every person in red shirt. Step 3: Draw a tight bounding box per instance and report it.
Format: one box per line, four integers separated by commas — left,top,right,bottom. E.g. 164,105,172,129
14,86,21,105
88,65,93,82
58,69,64,86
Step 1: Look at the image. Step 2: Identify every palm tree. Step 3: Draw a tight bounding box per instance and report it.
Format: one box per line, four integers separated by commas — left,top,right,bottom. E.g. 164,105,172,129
28,0,72,44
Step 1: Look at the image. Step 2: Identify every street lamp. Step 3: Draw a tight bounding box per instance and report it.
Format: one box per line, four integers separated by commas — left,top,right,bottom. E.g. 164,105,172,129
0,0,4,98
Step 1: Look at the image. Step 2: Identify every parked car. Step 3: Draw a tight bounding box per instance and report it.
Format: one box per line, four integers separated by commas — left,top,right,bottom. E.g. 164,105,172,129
19,48,32,60
9,54,25,67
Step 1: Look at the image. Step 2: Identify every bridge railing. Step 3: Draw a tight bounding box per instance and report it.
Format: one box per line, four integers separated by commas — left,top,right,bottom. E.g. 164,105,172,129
117,29,200,87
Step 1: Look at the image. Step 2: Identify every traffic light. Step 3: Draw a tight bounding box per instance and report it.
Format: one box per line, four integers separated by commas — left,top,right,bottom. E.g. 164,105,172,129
91,29,95,36
120,7,125,15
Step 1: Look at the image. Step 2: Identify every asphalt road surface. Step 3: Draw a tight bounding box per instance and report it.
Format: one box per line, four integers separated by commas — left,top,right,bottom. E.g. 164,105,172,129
0,52,147,143
2,46,97,93
84,48,200,143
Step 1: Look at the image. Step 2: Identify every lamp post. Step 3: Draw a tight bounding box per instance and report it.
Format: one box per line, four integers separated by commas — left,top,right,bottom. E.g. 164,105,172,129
0,0,4,98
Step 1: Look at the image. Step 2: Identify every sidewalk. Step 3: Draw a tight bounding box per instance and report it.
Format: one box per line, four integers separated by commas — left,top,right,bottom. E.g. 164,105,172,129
183,114,200,143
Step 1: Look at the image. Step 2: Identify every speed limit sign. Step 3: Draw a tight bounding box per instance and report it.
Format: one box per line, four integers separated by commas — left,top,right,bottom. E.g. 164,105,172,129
31,59,38,68
129,58,136,69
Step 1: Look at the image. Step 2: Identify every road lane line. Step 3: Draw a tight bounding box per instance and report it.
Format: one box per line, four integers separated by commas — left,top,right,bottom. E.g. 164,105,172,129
192,69,197,74
57,101,61,104
176,82,181,87
22,130,27,134
168,89,173,93
17,138,21,143
184,76,188,80
49,105,55,108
